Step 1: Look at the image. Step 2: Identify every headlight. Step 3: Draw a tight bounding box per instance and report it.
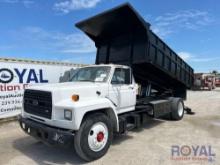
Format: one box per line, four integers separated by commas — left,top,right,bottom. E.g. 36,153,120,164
64,109,72,120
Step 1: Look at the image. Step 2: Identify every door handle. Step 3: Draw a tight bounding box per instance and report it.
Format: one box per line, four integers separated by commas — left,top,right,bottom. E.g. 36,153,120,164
129,86,134,90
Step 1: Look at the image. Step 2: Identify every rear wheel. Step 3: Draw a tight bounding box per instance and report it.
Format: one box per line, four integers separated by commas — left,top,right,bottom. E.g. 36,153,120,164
74,113,113,161
170,98,184,120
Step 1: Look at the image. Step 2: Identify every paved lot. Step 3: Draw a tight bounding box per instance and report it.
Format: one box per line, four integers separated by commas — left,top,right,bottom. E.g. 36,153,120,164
0,89,220,165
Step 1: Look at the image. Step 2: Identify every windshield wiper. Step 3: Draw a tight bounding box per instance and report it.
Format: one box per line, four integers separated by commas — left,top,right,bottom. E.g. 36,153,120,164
76,80,95,82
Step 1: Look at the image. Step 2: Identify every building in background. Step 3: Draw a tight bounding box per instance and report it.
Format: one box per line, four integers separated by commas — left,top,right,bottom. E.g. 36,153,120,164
215,73,220,87
194,73,216,90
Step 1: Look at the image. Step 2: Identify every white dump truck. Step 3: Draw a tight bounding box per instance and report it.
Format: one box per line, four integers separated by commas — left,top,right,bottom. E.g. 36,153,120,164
19,3,194,161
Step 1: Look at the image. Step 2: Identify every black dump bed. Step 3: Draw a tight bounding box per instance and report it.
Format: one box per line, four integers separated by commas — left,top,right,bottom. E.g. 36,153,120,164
76,3,194,97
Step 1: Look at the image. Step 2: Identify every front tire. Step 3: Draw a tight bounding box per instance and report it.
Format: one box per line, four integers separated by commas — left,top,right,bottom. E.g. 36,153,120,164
74,113,113,161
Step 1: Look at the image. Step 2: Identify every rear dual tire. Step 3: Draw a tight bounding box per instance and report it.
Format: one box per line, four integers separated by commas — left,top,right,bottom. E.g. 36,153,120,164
74,113,113,161
170,98,184,120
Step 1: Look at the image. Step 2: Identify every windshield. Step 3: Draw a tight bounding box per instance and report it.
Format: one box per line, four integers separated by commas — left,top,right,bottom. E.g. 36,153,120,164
70,66,111,82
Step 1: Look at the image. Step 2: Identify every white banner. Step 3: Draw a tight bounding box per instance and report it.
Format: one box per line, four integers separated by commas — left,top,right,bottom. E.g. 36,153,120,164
0,61,76,118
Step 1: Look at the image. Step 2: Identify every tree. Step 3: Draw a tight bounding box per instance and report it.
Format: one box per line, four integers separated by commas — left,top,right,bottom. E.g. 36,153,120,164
212,70,218,75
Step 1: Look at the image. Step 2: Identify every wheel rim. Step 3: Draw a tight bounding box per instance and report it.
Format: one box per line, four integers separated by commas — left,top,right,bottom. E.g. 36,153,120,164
88,122,108,152
178,101,184,117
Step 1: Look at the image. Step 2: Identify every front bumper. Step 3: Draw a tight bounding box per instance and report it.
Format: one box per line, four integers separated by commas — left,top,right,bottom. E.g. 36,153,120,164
18,115,74,146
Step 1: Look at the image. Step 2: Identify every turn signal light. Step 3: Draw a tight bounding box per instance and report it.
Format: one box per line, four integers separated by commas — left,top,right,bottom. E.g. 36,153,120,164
72,95,79,102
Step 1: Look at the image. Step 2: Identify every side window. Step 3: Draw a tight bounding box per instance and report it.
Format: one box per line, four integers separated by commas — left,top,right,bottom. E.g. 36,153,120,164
111,68,131,85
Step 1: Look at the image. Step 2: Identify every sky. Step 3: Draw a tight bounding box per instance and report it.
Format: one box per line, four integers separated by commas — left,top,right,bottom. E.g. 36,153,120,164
0,0,220,72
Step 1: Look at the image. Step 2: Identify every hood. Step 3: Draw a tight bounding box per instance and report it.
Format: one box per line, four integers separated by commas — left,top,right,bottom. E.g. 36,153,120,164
29,82,100,91
28,82,109,103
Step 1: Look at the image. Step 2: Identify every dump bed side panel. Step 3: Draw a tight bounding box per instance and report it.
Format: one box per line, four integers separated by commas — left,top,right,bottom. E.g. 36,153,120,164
147,31,194,88
76,3,194,91
96,29,193,89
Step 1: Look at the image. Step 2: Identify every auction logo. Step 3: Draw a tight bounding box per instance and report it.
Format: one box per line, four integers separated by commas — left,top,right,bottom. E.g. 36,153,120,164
0,68,14,83
0,68,49,84
171,145,216,163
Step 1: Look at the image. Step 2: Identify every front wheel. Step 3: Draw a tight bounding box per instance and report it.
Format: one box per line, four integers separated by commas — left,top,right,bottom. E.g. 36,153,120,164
74,113,113,161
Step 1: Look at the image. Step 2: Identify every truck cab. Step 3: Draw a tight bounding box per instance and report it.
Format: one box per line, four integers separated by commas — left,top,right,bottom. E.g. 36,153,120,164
21,64,136,128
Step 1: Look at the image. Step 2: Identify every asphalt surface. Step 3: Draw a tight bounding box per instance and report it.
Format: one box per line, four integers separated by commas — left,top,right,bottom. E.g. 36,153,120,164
0,89,220,165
